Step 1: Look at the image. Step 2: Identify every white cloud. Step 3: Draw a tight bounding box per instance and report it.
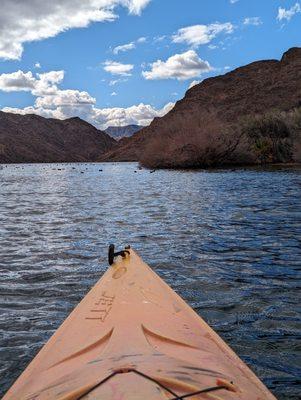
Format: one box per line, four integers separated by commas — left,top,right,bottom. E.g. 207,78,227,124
111,91,117,96
243,17,263,26
142,50,212,81
188,80,201,89
3,101,174,130
153,35,166,42
112,36,147,54
113,42,136,55
0,68,173,129
230,0,239,4
172,23,234,47
35,89,95,109
125,0,152,15
0,0,151,60
277,3,301,21
34,62,41,69
92,102,174,128
0,70,36,92
109,78,128,86
0,69,65,97
103,61,134,76
34,71,65,95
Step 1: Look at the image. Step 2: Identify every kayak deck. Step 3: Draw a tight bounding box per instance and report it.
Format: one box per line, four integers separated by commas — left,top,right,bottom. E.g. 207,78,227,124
3,248,276,399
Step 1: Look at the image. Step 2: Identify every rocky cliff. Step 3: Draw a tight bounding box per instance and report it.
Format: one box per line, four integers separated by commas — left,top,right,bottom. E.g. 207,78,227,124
0,112,116,163
101,47,301,167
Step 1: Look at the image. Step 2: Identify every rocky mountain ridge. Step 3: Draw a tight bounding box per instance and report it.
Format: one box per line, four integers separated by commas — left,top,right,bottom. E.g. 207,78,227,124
0,112,116,163
100,47,301,168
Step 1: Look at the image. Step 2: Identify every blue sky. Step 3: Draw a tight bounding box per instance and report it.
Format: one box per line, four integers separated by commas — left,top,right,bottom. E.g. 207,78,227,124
0,0,300,129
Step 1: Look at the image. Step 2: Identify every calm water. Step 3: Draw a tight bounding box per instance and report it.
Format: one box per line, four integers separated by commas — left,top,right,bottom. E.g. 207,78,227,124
0,163,300,399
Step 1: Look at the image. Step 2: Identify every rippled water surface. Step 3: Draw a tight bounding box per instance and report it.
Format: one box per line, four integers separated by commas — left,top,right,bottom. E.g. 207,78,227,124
0,163,300,399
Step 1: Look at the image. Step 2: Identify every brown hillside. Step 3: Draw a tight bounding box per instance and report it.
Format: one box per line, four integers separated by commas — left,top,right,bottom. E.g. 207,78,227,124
0,113,116,163
100,47,301,167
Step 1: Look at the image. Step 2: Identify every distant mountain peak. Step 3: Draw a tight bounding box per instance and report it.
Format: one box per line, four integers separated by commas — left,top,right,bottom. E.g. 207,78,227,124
105,124,143,140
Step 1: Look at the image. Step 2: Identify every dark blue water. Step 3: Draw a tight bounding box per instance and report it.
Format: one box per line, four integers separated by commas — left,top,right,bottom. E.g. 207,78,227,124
0,163,300,399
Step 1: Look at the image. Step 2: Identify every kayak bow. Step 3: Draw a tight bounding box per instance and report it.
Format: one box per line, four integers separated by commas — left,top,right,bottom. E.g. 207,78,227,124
3,247,276,399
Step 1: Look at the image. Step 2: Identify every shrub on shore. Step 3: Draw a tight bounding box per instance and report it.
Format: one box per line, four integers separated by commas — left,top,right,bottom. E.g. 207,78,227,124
140,107,301,169
241,110,294,164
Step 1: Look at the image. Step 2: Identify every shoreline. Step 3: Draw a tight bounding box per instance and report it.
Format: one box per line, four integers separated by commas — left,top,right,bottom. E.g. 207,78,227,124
1,161,301,171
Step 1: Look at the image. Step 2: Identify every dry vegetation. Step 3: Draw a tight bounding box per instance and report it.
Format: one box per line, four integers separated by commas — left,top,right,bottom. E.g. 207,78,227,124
140,108,301,169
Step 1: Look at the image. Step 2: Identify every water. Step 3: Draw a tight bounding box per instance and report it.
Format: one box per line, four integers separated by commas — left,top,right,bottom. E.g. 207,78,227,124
0,162,300,399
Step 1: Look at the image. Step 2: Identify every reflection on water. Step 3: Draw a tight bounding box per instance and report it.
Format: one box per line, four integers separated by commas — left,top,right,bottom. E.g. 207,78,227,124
0,163,300,399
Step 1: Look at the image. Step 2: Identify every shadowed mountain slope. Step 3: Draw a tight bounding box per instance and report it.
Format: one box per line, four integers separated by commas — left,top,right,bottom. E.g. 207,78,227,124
0,112,116,163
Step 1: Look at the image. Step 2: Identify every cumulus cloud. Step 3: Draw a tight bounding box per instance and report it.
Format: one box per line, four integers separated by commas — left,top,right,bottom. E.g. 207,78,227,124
0,70,36,92
277,3,301,21
0,0,151,60
142,50,212,81
92,102,174,128
34,62,41,69
172,23,234,47
35,89,95,109
3,101,174,130
243,17,263,26
103,61,134,76
1,68,173,129
0,70,65,96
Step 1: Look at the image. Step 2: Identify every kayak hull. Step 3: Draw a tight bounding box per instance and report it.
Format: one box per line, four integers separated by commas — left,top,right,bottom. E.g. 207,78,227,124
3,249,276,399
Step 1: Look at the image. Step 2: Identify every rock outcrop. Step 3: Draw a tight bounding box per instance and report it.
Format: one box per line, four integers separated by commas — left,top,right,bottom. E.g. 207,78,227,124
0,113,116,163
101,47,301,168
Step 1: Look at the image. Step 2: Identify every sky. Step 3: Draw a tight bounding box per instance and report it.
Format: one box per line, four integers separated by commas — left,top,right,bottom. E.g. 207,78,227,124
0,0,300,130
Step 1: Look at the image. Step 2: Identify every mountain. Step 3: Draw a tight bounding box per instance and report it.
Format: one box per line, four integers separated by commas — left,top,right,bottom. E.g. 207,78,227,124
0,112,116,163
100,47,301,168
105,124,143,140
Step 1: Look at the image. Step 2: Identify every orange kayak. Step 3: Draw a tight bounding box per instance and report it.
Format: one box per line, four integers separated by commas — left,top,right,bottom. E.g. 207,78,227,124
3,247,276,400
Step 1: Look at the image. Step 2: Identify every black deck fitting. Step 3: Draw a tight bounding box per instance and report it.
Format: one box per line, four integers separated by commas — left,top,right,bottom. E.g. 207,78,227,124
108,244,130,265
